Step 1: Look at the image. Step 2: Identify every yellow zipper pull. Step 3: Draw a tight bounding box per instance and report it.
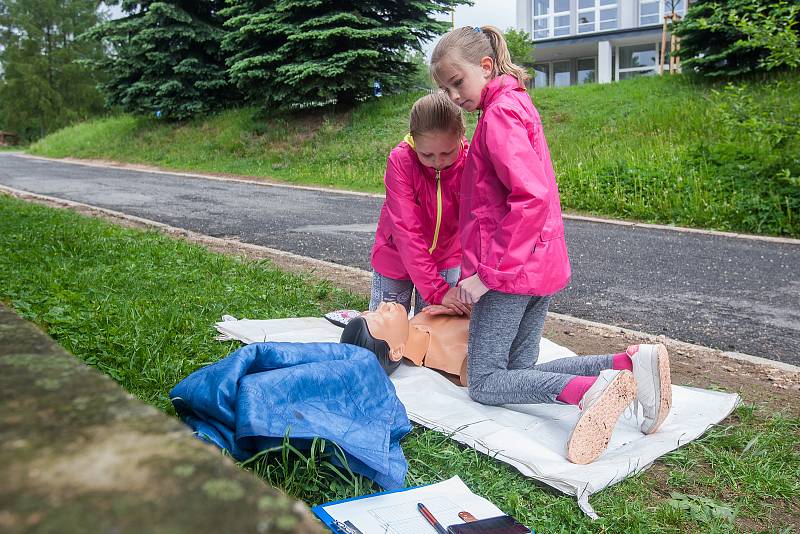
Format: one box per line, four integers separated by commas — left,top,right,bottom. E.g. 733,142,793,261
428,170,442,255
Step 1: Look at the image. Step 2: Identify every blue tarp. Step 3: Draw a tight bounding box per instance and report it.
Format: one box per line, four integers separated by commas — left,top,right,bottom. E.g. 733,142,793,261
170,342,412,489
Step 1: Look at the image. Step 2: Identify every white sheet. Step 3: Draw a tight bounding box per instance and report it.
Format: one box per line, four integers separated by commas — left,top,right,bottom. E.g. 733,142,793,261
214,316,740,517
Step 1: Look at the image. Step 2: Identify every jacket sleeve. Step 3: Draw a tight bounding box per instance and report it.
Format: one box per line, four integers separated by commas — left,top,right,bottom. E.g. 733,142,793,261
384,151,450,305
477,104,550,288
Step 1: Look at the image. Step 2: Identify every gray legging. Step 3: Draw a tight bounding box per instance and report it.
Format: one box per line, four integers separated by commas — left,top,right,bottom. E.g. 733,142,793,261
369,267,460,315
468,291,614,405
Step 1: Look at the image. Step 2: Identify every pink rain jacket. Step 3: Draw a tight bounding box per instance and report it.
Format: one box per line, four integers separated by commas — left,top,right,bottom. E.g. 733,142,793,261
371,137,469,305
460,74,571,295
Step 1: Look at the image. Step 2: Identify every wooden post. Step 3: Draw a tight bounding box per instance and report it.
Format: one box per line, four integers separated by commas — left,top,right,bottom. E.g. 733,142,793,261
669,12,678,73
659,15,669,75
672,14,682,72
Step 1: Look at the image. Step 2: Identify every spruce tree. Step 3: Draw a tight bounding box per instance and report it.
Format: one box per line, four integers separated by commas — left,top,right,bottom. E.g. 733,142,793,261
222,0,468,111
0,0,106,140
87,1,235,120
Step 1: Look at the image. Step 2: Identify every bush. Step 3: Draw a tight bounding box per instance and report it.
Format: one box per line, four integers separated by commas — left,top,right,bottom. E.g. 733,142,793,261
686,81,800,234
675,0,800,78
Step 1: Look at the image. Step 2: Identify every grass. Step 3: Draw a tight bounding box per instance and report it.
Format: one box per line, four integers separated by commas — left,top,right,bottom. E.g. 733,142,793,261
1,194,798,532
30,72,800,237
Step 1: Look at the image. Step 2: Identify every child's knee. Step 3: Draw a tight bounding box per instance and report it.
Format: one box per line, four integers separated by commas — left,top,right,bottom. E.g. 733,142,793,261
467,381,503,406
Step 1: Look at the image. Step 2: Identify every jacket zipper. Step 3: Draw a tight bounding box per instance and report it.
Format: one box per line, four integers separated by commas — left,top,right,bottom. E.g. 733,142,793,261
428,169,442,254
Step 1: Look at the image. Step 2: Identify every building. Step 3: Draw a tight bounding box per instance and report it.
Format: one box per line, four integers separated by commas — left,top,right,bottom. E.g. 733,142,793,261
516,0,687,87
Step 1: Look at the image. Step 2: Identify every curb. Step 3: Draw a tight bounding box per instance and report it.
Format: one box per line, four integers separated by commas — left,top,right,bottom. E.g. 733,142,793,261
4,184,798,375
8,153,800,246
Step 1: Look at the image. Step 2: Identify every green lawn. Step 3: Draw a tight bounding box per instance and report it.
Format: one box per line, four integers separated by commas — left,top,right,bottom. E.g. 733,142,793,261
2,194,797,533
30,73,800,237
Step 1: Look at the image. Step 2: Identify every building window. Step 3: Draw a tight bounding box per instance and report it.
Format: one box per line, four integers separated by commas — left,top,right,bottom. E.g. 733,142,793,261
532,0,550,39
575,0,617,34
553,61,572,87
578,0,596,33
554,0,571,36
532,0,572,39
617,43,660,79
640,0,686,26
639,0,660,25
599,0,618,30
577,58,596,84
533,64,549,87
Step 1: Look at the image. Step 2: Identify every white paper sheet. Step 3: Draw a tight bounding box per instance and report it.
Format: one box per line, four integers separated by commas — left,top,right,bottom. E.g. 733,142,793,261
215,316,740,517
320,476,504,534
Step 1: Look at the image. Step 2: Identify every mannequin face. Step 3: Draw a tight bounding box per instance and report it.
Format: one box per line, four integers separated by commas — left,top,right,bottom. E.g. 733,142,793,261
360,302,410,361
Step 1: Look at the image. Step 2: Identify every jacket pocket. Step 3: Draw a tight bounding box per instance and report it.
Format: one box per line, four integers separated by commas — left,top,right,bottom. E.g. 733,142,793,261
476,217,492,264
539,205,564,242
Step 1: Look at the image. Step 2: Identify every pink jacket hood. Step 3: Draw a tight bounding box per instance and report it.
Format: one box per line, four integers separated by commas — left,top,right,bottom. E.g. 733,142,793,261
459,74,570,295
371,137,469,305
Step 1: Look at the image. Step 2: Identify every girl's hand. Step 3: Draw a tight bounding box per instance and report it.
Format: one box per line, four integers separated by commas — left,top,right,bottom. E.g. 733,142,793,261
457,274,489,304
422,304,460,316
441,286,471,315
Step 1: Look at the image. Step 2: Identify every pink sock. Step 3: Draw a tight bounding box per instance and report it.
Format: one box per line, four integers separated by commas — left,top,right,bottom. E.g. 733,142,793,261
612,352,633,372
557,376,597,406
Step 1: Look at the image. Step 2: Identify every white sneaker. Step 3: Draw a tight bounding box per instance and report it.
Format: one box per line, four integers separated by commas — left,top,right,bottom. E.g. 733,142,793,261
628,343,672,434
566,370,637,465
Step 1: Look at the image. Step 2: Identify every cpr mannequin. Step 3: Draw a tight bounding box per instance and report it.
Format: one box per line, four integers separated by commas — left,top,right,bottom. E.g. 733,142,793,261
342,299,675,464
340,301,470,385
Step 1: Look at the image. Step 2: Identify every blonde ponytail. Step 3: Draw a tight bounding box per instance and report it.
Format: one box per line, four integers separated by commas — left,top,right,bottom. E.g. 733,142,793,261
431,25,529,87
480,26,530,85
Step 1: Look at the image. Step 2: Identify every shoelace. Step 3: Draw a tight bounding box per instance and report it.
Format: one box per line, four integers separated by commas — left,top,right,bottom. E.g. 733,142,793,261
623,400,639,422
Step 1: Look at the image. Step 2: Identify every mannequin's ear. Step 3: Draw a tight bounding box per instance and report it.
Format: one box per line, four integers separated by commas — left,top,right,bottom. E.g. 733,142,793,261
389,344,405,362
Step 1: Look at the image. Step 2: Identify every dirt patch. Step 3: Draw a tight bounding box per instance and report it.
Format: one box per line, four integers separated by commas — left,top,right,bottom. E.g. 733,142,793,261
544,319,800,418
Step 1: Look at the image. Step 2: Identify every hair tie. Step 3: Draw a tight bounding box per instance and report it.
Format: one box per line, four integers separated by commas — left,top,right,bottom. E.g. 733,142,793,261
473,26,482,33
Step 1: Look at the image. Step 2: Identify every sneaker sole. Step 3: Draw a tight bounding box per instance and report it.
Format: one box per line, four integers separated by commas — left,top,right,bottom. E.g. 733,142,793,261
642,343,672,434
566,371,636,465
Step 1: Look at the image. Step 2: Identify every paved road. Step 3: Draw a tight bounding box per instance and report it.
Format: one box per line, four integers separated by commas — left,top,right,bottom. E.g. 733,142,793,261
2,153,799,365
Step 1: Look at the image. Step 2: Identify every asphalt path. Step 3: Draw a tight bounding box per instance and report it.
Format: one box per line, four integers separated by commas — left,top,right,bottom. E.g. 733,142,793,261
2,153,799,365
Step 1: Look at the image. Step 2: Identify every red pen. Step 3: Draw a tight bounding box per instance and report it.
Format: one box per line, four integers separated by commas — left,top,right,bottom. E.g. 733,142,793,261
417,502,448,534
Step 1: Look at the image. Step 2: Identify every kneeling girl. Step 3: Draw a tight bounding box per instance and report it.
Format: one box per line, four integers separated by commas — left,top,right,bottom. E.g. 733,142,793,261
370,92,470,316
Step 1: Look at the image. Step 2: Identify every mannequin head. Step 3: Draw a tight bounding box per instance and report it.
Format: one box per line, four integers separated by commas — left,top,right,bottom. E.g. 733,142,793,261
340,302,410,375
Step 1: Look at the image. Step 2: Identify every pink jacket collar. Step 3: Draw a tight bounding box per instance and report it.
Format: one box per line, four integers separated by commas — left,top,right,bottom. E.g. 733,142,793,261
478,74,524,110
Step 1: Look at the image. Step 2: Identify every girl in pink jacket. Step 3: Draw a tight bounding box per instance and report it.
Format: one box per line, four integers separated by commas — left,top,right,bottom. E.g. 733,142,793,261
370,92,470,316
429,26,673,464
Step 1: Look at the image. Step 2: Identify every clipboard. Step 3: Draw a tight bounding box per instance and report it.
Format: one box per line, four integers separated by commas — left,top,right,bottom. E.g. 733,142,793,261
311,476,527,534
312,483,429,533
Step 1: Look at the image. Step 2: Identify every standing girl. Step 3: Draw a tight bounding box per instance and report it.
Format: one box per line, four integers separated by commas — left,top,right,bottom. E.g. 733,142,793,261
429,26,672,464
370,92,471,316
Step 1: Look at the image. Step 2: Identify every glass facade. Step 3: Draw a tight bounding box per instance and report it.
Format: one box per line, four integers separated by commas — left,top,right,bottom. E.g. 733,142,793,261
619,44,658,68
525,0,678,87
532,58,597,87
577,58,597,84
532,0,575,39
533,64,549,88
640,0,686,26
553,61,572,87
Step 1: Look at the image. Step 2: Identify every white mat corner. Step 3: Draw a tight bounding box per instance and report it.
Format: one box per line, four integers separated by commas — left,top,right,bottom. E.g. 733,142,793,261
214,316,740,517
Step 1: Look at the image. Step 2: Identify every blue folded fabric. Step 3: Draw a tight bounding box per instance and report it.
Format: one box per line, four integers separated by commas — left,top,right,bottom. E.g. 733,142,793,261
169,342,412,489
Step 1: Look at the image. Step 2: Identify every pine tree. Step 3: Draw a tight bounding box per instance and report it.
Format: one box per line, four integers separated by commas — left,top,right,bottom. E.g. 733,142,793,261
86,1,236,120
222,0,468,111
0,0,106,140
